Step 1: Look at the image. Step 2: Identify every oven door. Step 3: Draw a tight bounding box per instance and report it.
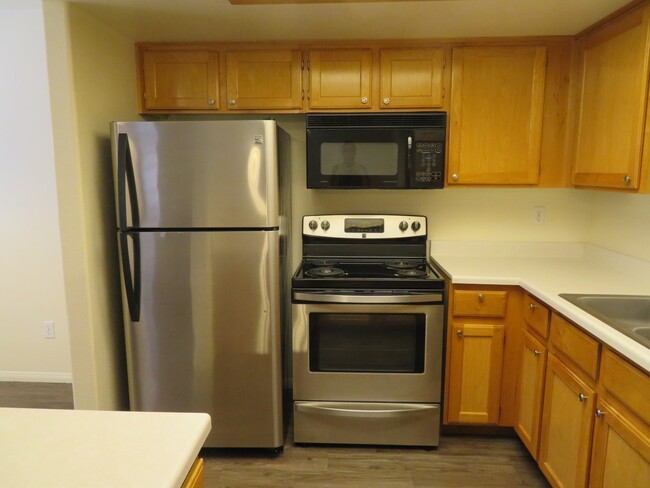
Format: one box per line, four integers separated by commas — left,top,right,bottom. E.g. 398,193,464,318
292,294,444,403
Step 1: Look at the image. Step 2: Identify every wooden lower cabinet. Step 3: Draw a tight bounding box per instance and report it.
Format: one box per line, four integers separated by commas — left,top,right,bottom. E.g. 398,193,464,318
589,398,650,488
538,353,595,488
514,329,547,458
181,458,204,488
447,323,505,424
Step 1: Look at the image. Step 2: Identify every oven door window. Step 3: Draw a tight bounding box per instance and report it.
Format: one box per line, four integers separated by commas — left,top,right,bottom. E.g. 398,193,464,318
306,129,409,188
309,313,425,373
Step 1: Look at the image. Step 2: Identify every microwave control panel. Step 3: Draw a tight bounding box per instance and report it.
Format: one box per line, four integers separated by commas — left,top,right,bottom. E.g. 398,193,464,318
411,140,444,188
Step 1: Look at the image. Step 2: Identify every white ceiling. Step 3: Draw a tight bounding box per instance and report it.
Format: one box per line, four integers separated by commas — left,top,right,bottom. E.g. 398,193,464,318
65,0,632,42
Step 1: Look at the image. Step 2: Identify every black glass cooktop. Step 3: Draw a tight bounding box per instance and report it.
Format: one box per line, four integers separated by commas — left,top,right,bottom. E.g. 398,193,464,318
292,258,444,291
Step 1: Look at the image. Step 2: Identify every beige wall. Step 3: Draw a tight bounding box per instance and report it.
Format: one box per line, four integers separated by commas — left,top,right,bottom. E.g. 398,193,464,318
585,191,650,261
44,0,139,409
0,1,71,382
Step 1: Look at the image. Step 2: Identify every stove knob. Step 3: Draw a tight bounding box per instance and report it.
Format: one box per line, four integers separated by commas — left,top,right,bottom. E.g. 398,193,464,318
411,221,421,232
308,220,318,231
399,221,409,232
321,220,330,231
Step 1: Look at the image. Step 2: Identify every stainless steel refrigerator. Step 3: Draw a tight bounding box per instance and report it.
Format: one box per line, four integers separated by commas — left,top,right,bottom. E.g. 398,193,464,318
111,120,289,448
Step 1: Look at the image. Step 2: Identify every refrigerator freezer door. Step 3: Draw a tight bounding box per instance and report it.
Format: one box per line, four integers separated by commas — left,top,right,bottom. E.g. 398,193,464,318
112,120,279,230
120,229,283,448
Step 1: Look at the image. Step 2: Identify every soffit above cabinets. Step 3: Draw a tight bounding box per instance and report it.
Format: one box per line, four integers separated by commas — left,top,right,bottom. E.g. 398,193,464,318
67,0,632,42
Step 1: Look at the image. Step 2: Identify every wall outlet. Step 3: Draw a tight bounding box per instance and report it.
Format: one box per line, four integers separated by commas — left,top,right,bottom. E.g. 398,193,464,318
43,321,55,339
533,206,546,225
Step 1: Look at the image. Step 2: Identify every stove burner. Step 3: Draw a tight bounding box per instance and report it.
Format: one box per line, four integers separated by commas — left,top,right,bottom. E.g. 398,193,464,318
309,260,338,267
397,269,428,278
386,260,420,270
305,266,345,278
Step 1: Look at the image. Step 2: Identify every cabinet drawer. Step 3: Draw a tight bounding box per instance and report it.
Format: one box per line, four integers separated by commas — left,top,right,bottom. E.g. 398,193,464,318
549,313,600,380
601,349,650,425
452,290,507,317
523,294,550,338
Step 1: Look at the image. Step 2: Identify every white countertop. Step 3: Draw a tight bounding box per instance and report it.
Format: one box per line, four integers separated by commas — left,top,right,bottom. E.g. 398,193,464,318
430,241,650,372
0,408,211,488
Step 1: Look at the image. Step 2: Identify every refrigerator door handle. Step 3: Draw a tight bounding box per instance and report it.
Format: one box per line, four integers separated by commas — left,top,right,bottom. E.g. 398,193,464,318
119,232,141,322
117,133,140,230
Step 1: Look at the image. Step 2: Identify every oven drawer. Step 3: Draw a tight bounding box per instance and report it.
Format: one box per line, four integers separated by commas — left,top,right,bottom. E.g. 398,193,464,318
293,401,440,447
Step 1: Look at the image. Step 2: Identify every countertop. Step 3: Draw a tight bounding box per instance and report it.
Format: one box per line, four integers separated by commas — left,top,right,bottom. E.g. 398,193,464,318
430,241,650,372
0,408,211,488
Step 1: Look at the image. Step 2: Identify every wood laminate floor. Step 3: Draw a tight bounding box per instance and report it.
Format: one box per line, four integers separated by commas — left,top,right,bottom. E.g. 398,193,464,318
1,382,549,487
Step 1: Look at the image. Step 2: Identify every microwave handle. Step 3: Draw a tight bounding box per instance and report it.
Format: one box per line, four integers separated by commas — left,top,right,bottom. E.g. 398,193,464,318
407,136,412,150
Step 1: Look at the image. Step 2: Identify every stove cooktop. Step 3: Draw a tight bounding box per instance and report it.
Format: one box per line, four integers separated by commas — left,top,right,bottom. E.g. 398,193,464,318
292,258,445,291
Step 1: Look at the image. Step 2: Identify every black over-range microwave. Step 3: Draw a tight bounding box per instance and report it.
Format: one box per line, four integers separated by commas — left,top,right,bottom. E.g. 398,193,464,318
306,112,447,189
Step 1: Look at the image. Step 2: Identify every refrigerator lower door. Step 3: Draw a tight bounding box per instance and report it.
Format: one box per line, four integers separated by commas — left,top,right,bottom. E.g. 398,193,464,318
120,229,283,448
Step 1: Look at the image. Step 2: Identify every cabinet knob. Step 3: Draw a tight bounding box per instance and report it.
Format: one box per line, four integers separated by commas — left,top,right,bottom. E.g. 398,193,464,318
228,99,236,106
456,329,463,338
207,98,215,105
578,393,588,402
361,97,368,104
477,293,485,302
451,173,459,181
529,303,537,311
383,97,390,105
595,409,605,418
533,350,541,357
624,175,632,185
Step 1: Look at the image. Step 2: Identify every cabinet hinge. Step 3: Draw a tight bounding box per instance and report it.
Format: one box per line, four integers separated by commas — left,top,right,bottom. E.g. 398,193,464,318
307,59,310,71
301,59,304,70
307,90,310,100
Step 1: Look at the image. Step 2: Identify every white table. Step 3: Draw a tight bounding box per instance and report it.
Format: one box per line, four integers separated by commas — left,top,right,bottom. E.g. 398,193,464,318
0,408,211,488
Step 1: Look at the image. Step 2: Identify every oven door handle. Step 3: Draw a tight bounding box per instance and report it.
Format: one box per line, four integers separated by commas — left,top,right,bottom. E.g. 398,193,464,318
293,292,443,304
296,402,437,418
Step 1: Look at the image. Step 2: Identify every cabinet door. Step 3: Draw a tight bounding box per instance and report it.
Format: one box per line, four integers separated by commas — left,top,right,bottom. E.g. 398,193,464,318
225,50,303,110
379,48,445,109
514,329,547,459
539,353,595,488
590,398,650,488
447,323,505,424
142,51,219,111
309,49,372,109
573,6,650,190
448,46,547,185
181,458,204,488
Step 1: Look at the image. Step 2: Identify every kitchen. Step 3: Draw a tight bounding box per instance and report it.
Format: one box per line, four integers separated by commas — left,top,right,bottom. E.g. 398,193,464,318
1,0,649,486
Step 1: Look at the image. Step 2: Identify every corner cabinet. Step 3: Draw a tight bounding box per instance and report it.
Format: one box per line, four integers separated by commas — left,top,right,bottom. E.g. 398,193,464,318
140,50,220,111
572,4,650,191
448,45,547,185
225,50,303,110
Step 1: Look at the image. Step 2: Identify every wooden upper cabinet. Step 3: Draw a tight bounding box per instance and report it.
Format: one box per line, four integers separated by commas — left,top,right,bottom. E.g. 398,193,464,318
141,50,219,111
573,6,650,190
308,49,372,109
225,49,303,110
379,48,446,109
448,46,547,185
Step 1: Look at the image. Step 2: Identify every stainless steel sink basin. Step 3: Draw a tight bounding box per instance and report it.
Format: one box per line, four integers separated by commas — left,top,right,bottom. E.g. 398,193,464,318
559,294,650,349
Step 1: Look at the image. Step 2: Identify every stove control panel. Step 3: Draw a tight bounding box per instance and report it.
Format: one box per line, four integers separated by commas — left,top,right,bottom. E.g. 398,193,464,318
303,214,427,239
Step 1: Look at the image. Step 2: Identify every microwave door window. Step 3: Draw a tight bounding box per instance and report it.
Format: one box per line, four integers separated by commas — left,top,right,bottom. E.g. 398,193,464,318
321,142,398,187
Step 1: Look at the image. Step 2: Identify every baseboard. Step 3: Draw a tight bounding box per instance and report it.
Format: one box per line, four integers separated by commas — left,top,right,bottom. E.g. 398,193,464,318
0,371,73,383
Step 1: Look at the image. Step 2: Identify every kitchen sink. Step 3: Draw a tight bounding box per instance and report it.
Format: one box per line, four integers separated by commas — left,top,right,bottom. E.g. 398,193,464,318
559,294,650,349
